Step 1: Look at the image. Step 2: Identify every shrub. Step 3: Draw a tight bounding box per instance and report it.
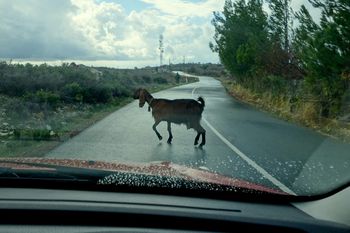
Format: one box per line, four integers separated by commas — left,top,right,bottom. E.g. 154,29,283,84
24,90,60,108
112,86,131,98
261,75,287,96
175,73,180,84
62,82,83,103
154,77,168,84
142,75,151,83
13,128,51,141
83,85,112,104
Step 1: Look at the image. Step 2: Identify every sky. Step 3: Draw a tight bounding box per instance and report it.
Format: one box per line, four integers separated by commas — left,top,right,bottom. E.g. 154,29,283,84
0,0,319,68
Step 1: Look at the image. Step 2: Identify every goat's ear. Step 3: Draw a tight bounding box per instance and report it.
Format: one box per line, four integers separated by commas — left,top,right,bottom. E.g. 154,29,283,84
133,88,141,99
139,89,146,108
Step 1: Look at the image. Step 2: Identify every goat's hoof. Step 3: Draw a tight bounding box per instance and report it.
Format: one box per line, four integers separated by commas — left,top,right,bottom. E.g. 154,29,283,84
158,136,163,141
199,143,205,147
194,141,198,146
167,140,172,144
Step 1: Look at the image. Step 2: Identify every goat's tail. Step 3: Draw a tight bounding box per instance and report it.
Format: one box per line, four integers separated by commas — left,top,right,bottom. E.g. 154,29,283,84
197,97,205,108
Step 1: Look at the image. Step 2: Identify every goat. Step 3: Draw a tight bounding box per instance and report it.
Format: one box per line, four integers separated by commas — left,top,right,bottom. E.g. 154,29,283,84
133,88,206,147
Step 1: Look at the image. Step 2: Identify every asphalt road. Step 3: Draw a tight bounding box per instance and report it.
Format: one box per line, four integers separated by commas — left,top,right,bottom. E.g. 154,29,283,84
47,72,350,195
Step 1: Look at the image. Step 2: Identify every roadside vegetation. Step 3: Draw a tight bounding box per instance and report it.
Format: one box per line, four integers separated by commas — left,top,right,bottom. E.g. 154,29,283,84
0,62,197,157
175,62,350,141
204,0,350,141
170,63,228,78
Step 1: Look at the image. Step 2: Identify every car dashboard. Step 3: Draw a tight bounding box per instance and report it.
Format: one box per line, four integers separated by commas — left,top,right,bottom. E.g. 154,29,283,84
0,188,349,233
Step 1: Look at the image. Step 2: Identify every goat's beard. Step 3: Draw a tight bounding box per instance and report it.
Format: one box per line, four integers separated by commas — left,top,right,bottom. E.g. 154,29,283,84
139,101,145,108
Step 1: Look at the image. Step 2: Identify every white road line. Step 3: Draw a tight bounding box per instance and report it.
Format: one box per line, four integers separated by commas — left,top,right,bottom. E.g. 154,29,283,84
192,87,296,195
203,118,296,195
191,87,197,97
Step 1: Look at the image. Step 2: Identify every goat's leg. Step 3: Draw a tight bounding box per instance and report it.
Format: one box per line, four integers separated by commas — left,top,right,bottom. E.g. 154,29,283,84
194,123,206,147
200,131,206,147
194,133,200,146
152,120,162,140
167,121,173,144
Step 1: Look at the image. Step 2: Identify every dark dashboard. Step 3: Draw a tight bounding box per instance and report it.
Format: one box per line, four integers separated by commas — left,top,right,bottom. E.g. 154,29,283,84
0,188,348,233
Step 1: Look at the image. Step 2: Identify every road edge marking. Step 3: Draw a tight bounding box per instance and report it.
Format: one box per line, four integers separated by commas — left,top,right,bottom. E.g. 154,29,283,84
192,86,296,195
191,87,197,97
203,118,296,195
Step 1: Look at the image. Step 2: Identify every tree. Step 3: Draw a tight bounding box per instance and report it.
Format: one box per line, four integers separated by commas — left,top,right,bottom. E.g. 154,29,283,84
210,0,269,80
263,0,305,80
267,0,293,52
294,0,350,117
175,72,180,84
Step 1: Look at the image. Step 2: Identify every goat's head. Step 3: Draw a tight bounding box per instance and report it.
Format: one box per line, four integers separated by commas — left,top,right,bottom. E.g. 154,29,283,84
133,88,146,108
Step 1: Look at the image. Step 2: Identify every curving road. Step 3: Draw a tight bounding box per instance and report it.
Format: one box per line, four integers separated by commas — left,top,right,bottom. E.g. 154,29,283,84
47,72,350,195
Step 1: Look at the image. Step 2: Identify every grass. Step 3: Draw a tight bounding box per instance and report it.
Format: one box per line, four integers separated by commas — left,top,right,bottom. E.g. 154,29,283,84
0,98,132,158
218,78,350,143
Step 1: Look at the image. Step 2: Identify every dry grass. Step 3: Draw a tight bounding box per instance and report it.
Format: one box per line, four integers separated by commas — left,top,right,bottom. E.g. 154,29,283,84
222,79,350,142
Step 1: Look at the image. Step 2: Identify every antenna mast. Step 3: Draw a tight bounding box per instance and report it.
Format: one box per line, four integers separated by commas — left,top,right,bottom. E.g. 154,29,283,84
159,34,164,67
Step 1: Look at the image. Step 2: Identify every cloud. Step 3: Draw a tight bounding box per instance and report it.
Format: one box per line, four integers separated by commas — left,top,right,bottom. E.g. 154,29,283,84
0,0,223,64
141,0,225,18
0,0,90,59
0,0,321,66
70,0,131,59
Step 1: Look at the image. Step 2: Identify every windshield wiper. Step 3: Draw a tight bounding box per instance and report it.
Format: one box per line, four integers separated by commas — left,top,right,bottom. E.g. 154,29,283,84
0,160,110,182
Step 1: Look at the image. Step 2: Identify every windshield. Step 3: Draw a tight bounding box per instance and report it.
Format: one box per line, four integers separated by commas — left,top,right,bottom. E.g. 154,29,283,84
0,0,349,198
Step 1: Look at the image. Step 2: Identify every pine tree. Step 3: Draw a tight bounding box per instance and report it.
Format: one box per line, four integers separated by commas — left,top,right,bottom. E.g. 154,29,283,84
294,0,350,117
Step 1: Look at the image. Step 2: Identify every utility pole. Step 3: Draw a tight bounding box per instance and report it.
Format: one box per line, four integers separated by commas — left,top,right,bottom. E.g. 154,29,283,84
159,34,164,68
182,55,186,71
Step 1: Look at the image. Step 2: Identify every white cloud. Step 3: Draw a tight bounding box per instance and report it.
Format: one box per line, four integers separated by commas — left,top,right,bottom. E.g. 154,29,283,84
0,0,321,67
0,0,223,65
70,0,130,59
0,0,90,59
141,0,225,18
68,0,222,65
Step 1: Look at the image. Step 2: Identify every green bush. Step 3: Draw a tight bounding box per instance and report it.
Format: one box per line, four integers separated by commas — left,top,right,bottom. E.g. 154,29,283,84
142,75,151,83
0,62,181,108
24,90,60,107
261,75,287,96
154,77,168,84
13,128,51,141
62,82,83,103
175,73,180,84
83,85,112,104
32,129,51,141
112,86,131,98
4,98,29,119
